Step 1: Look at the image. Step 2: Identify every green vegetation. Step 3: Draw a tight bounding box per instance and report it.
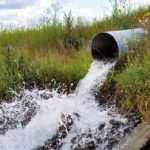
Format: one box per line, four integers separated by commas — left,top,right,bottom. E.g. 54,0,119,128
100,31,150,120
115,39,150,120
98,2,150,120
0,7,149,52
114,10,150,120
0,1,149,120
0,48,92,100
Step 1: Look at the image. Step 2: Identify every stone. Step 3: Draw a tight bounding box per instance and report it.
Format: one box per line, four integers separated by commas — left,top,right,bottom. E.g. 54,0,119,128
86,141,95,149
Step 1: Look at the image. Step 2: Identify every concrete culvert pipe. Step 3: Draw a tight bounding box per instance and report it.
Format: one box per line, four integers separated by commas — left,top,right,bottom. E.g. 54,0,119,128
91,28,145,59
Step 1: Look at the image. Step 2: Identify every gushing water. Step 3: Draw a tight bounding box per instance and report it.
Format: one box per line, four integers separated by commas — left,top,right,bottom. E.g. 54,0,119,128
0,60,128,150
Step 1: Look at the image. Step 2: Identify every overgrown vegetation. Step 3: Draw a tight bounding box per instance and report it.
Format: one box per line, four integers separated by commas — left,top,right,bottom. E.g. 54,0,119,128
0,48,92,100
114,10,150,120
99,11,150,120
115,39,150,120
0,0,149,120
99,38,150,120
0,6,149,52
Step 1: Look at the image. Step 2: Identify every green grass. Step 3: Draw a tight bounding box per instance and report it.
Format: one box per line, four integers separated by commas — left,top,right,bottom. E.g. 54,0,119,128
114,40,150,120
0,7,149,52
0,48,92,100
100,38,150,120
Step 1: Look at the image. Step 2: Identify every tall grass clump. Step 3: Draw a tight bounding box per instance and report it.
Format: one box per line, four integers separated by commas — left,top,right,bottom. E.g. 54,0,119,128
109,0,150,29
114,11,150,120
26,50,92,87
0,48,92,100
115,39,150,120
112,8,150,119
0,4,149,53
97,2,150,120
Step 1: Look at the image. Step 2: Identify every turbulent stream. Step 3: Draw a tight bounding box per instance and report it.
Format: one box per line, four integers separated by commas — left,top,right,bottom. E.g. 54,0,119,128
0,60,130,150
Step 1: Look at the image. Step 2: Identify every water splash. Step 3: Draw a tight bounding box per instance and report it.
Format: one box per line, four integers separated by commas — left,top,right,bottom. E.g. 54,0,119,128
0,60,128,150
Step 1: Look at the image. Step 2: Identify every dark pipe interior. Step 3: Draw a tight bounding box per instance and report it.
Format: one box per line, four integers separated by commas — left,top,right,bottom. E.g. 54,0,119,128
91,33,119,59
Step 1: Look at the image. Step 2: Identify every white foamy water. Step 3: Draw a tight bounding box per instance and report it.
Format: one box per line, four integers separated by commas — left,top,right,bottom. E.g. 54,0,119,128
0,60,128,150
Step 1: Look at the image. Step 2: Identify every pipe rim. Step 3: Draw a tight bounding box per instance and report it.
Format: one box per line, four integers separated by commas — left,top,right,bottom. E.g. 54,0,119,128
91,32,119,59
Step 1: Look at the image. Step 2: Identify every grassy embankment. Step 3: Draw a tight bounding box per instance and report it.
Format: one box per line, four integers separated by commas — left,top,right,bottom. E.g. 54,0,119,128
100,11,150,120
0,4,149,120
102,37,150,120
115,36,150,120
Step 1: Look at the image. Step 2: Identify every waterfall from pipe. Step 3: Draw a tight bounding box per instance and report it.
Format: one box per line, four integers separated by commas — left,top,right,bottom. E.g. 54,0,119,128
0,60,128,150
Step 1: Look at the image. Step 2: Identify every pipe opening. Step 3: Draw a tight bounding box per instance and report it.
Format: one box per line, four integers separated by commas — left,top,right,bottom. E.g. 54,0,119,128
91,33,119,59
